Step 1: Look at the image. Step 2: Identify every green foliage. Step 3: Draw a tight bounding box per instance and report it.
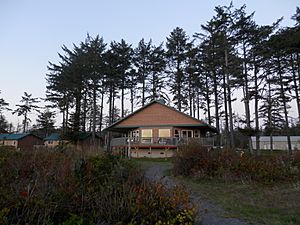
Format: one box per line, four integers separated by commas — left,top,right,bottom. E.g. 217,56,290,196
0,207,9,225
61,214,84,225
173,143,300,183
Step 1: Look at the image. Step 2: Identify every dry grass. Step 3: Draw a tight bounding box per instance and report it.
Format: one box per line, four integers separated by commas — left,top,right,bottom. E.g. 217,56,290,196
177,177,300,225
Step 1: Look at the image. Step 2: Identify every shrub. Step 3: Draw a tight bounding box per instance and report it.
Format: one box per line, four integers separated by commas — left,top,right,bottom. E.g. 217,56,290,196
173,142,210,177
0,149,196,225
127,181,195,225
173,143,300,183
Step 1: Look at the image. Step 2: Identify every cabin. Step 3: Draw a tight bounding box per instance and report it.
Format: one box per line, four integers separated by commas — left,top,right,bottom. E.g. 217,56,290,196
103,100,217,158
0,133,44,150
44,133,61,148
44,132,102,149
77,132,102,147
251,136,300,151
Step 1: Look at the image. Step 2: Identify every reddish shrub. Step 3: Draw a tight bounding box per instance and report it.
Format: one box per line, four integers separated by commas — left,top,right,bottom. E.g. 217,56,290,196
173,143,300,183
0,148,196,225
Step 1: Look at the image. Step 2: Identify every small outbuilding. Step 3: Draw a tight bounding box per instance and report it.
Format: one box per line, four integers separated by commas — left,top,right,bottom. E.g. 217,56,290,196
251,136,300,151
77,132,102,147
0,133,44,150
44,132,102,149
44,133,61,148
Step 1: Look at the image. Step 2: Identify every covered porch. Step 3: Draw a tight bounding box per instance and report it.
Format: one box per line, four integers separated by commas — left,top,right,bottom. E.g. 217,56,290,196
110,136,216,158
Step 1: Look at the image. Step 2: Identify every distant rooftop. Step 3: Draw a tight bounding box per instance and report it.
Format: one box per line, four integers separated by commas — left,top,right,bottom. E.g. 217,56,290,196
44,133,60,141
0,133,34,140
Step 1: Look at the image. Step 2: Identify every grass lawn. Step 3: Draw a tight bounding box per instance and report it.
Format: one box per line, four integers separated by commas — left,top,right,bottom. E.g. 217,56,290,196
131,157,173,162
177,176,300,225
131,157,173,168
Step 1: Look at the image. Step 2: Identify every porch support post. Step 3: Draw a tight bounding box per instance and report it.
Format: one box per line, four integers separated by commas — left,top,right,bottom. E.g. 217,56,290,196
128,136,131,158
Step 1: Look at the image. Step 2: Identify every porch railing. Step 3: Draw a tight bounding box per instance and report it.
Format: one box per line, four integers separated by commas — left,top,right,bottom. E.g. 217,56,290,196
110,137,215,147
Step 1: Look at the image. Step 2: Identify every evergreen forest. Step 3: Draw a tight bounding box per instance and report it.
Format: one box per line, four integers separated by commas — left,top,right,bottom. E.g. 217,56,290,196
0,4,300,151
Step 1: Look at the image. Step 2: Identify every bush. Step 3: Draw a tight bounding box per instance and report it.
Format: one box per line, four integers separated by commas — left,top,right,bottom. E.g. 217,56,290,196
173,143,300,183
0,149,196,225
128,181,195,225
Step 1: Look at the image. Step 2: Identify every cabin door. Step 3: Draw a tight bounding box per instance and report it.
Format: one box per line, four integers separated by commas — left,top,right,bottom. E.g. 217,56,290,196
181,130,193,142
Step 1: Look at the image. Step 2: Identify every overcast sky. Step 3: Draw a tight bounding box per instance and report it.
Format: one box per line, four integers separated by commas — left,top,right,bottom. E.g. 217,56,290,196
0,0,299,128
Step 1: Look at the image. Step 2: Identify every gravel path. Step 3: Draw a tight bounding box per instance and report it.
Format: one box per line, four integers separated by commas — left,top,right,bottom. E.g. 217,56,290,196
143,162,249,225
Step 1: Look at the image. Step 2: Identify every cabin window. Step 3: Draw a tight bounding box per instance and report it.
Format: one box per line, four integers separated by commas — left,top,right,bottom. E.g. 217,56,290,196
182,130,193,138
159,129,170,137
174,129,180,137
48,141,53,144
130,130,139,140
194,130,200,138
141,129,152,143
141,129,152,137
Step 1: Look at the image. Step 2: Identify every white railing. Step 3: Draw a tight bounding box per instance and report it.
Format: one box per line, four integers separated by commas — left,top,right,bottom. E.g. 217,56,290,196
110,137,215,147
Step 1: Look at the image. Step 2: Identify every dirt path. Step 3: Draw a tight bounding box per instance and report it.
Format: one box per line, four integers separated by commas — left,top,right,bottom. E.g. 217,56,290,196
143,162,249,225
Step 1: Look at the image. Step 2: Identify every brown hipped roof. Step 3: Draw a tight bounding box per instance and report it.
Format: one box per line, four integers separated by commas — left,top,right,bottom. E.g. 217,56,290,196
103,100,217,133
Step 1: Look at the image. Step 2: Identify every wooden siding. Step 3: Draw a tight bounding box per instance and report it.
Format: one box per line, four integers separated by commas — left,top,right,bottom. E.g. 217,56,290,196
18,135,44,150
116,102,202,127
44,140,60,148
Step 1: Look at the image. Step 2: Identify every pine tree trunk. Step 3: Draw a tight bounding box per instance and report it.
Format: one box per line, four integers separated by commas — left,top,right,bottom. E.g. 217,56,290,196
297,53,300,109
197,92,200,120
223,72,229,147
92,83,97,144
99,92,104,133
243,43,251,130
130,88,134,113
226,74,235,149
74,93,81,133
121,81,124,118
224,47,235,149
23,113,27,133
213,71,220,132
189,80,193,116
205,74,211,124
270,134,273,152
62,109,66,133
277,59,292,154
108,87,113,125
254,63,260,155
82,93,87,132
177,60,182,111
268,80,273,152
65,103,69,133
142,72,145,106
112,90,116,124
291,54,300,122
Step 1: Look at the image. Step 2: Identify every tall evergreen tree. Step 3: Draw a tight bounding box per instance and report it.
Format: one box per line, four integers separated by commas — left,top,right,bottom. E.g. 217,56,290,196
259,77,285,151
133,39,152,106
36,108,56,137
109,39,132,118
82,35,106,138
166,27,191,111
146,43,167,102
13,92,40,132
0,91,10,115
0,91,10,131
266,30,293,153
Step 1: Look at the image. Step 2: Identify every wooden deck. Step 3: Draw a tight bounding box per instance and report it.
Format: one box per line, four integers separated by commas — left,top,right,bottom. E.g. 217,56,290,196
110,137,215,149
